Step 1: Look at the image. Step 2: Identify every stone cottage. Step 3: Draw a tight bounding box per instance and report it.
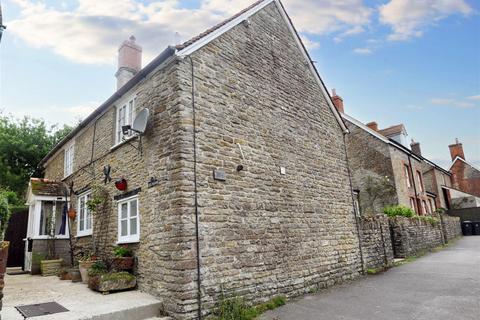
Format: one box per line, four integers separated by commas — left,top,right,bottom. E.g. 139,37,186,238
331,91,451,215
30,1,363,318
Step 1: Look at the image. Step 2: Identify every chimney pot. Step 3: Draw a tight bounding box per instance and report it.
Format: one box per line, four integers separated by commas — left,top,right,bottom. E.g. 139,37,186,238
410,139,422,156
449,138,465,161
366,122,378,131
116,35,142,90
331,88,344,113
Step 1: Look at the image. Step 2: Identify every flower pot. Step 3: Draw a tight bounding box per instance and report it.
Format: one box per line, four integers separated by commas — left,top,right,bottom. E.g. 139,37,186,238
40,259,63,277
68,268,82,283
110,257,135,271
79,260,95,283
88,272,136,294
0,242,9,275
68,208,77,220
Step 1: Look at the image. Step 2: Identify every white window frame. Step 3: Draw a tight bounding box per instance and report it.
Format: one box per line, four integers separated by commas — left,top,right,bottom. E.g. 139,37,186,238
77,192,93,237
64,142,75,178
416,171,424,192
115,96,136,145
404,165,412,188
117,196,140,244
32,198,70,240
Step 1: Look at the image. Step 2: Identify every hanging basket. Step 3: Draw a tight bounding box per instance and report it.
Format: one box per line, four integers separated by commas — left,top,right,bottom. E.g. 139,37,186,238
68,207,77,220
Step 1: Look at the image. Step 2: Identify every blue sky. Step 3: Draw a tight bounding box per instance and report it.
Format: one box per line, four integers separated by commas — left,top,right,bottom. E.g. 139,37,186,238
0,0,479,169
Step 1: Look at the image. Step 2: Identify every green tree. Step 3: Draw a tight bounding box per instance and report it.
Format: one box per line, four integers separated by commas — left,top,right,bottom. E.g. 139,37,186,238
0,114,72,197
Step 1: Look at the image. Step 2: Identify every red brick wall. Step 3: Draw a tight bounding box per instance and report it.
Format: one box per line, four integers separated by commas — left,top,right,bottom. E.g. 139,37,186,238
451,160,480,197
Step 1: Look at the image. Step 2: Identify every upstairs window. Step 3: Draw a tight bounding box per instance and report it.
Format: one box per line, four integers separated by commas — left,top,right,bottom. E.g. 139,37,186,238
416,171,424,192
404,165,412,188
77,192,92,237
64,143,74,177
115,96,136,144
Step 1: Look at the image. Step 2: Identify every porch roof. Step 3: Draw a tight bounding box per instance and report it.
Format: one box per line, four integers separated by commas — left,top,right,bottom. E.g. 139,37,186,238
29,178,66,197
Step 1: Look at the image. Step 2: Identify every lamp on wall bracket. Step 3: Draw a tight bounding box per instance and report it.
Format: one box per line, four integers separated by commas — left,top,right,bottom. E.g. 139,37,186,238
121,108,150,155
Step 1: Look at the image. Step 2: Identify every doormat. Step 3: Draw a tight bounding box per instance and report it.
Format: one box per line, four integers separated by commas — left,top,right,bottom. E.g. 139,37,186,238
15,302,69,318
7,270,29,275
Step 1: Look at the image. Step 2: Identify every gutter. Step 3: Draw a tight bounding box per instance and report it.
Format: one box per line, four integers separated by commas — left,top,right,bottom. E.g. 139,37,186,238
38,46,176,167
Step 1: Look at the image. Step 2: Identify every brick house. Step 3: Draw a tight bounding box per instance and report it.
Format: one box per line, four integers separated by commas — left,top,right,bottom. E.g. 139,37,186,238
448,139,480,197
27,1,363,318
332,91,450,215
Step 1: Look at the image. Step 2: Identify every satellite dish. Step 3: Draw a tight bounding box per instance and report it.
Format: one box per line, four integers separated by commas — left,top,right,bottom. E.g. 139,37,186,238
131,108,150,134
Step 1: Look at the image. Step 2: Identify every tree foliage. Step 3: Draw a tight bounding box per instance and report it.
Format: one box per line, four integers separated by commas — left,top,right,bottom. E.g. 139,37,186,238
0,114,72,197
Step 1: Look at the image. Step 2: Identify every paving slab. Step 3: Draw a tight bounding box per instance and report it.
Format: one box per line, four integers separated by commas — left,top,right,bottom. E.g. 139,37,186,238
260,237,480,320
2,273,162,320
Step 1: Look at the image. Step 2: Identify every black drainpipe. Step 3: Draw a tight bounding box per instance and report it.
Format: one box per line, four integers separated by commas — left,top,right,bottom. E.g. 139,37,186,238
188,56,202,320
343,134,365,274
408,156,419,214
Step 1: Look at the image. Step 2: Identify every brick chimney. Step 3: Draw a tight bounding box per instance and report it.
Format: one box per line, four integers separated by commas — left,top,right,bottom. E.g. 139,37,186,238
115,35,142,90
331,89,344,113
449,138,465,160
411,139,421,156
366,122,378,131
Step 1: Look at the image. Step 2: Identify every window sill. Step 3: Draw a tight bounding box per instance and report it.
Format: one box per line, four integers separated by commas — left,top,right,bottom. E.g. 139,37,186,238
76,232,93,238
116,239,140,245
110,136,138,152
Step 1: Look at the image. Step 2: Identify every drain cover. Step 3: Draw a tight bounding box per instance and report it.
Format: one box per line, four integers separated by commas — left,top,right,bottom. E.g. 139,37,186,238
15,302,69,318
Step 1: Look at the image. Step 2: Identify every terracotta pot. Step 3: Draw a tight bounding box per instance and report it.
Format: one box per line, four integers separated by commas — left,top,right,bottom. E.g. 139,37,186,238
0,242,9,275
110,257,134,271
68,208,77,220
79,260,95,284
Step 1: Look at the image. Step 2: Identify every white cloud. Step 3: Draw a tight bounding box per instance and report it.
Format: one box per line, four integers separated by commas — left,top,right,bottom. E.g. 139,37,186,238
8,0,372,65
300,35,320,50
379,0,472,41
467,95,480,101
353,47,372,55
430,97,477,109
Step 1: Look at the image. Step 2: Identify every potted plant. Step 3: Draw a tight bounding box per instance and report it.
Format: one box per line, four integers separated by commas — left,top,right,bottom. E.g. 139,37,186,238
0,241,9,276
89,271,137,294
78,251,97,283
111,245,134,271
57,267,71,280
68,267,82,282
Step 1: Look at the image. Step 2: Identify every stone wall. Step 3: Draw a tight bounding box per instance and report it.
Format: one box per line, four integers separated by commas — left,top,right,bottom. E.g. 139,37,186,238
177,3,363,317
344,120,397,215
389,216,444,258
359,215,394,270
440,214,462,242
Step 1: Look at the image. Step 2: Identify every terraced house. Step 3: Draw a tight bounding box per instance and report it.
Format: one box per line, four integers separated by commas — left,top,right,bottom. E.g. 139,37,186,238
25,1,364,318
331,91,452,216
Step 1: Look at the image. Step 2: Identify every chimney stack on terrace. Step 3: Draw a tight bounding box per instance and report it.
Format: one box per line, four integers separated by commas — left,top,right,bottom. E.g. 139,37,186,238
116,35,142,90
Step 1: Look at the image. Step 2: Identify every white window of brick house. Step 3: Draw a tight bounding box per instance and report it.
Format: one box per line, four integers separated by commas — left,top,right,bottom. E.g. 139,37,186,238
416,171,424,192
117,196,140,243
404,165,412,188
64,142,74,177
115,96,136,144
77,192,92,237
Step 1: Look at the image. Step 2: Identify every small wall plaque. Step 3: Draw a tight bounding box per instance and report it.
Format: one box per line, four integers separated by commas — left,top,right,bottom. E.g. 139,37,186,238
148,177,159,188
213,169,226,181
280,167,286,175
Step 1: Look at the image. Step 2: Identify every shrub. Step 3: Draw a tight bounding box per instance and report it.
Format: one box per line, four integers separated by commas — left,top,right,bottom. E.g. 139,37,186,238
0,194,10,239
211,296,286,320
88,260,108,276
113,245,132,257
384,205,415,218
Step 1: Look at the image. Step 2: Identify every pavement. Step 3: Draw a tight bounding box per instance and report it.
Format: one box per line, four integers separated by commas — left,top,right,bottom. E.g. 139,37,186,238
260,236,480,320
2,272,163,320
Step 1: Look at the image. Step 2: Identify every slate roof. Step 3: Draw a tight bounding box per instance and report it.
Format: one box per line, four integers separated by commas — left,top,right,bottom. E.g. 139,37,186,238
378,124,405,138
175,0,265,50
30,178,66,197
